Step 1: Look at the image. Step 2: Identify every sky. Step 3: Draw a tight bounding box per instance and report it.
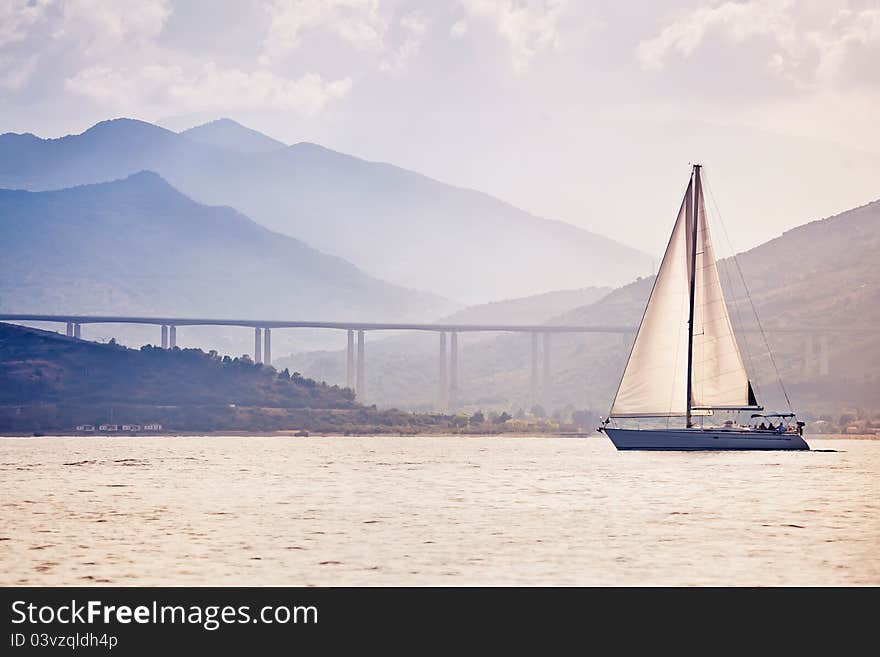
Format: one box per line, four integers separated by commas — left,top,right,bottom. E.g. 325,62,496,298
2,0,880,256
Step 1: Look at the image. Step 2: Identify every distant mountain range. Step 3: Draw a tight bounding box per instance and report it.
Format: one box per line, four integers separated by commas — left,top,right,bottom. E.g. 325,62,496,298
0,118,652,302
274,285,611,408
180,118,287,154
0,172,450,326
282,198,880,416
439,287,611,325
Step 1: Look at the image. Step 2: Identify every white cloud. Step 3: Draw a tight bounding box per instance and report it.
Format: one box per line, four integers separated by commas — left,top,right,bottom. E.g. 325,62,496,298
635,0,880,94
0,0,53,46
67,61,352,115
636,1,796,72
380,12,428,73
1,0,352,117
458,0,569,74
0,52,39,91
260,0,388,66
53,0,173,54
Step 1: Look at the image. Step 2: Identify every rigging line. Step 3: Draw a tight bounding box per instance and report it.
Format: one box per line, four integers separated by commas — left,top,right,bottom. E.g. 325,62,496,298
704,173,770,407
702,174,760,400
703,172,792,411
706,177,761,396
607,167,694,424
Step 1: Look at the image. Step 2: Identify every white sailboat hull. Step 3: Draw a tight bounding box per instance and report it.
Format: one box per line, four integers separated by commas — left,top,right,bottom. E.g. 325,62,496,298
604,427,809,451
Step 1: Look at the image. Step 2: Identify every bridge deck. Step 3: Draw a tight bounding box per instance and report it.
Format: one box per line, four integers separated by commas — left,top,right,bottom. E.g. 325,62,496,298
0,314,634,333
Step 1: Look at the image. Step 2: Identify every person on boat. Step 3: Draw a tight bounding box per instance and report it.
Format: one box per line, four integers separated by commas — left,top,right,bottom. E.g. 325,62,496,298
758,421,767,430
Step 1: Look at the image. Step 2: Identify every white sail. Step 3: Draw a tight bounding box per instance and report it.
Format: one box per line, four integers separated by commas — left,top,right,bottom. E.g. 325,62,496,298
610,181,692,417
609,168,755,419
689,176,752,409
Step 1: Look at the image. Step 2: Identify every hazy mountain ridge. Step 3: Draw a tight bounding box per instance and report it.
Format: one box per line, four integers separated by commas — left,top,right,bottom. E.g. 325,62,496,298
0,171,452,325
0,118,652,302
274,286,614,410
439,287,611,325
285,199,880,414
179,118,287,153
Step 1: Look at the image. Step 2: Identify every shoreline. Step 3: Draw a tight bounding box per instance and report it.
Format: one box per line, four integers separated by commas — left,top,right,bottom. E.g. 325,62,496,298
0,431,876,440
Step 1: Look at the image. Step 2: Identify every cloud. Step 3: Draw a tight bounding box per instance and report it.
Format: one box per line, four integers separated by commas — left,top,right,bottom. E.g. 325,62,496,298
635,1,795,72
380,12,428,73
260,0,388,66
53,0,173,54
67,61,352,115
635,1,880,93
0,0,352,116
457,0,569,74
0,0,53,46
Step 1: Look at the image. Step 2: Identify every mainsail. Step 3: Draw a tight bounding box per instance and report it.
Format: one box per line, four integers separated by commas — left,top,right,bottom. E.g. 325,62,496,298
609,166,756,420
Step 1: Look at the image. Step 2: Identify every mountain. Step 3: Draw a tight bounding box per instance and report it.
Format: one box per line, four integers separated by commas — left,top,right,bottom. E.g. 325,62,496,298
179,118,287,153
0,322,572,434
281,199,880,416
0,172,452,352
440,287,611,325
0,322,460,433
273,286,612,408
0,322,355,409
0,118,652,302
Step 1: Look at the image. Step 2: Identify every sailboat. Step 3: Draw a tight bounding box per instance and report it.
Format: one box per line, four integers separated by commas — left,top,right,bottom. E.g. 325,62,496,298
599,165,809,451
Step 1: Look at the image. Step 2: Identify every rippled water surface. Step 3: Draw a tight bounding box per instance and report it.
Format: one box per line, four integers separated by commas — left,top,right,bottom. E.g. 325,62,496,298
1,435,877,585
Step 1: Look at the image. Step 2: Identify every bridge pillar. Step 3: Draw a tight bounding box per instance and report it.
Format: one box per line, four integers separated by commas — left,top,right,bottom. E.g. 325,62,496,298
530,332,538,405
819,333,829,376
449,332,459,412
73,323,81,339
346,330,354,389
161,325,168,349
254,327,262,364
803,334,815,375
541,332,551,405
65,322,73,337
264,328,271,366
437,332,448,411
169,325,176,348
356,330,365,399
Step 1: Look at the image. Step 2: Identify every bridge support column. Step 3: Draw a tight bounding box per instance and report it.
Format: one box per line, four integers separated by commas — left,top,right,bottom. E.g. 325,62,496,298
437,332,448,411
169,325,176,348
66,322,73,337
346,330,354,389
254,327,262,364
161,325,168,349
73,323,81,339
530,332,538,405
264,328,272,366
803,334,815,375
356,330,365,400
541,332,551,405
819,334,829,376
449,332,459,412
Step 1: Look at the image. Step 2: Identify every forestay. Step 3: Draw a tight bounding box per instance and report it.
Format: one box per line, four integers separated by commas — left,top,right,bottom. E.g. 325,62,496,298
609,167,755,419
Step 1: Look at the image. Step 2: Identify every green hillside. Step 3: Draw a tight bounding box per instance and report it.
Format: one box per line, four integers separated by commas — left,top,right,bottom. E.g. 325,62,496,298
0,323,458,434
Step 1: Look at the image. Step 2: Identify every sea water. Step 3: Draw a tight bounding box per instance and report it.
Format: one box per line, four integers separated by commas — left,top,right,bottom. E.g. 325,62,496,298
1,435,877,585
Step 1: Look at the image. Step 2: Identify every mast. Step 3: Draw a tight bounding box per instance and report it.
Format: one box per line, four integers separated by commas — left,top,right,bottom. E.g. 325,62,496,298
685,164,701,428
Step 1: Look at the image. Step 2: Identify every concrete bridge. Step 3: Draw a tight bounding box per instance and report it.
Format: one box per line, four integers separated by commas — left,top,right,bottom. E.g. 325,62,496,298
0,313,638,411
0,314,866,412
